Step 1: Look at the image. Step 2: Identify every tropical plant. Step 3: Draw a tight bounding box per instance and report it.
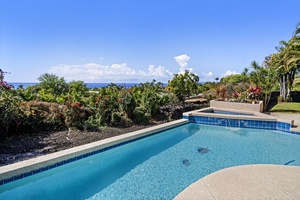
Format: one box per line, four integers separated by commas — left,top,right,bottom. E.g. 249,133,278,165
37,73,69,102
131,80,168,119
243,61,277,109
16,85,39,101
66,80,89,104
248,86,262,102
266,22,300,101
167,70,199,101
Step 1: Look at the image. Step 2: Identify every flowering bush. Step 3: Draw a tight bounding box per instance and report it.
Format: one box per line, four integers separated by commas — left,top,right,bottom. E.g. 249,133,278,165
248,86,262,102
64,99,91,129
0,81,11,90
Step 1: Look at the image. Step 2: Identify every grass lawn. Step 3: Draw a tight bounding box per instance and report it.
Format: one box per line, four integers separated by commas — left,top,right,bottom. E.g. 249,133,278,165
270,102,300,113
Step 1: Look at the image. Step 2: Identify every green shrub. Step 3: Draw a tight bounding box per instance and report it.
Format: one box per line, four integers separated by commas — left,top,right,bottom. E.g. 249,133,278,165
84,113,102,131
118,88,136,119
20,101,66,132
112,112,132,126
133,107,149,124
0,90,23,137
64,101,94,130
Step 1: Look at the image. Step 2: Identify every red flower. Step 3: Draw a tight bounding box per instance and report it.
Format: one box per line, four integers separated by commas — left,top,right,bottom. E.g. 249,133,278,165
233,92,240,98
72,102,81,108
249,87,262,94
248,87,262,100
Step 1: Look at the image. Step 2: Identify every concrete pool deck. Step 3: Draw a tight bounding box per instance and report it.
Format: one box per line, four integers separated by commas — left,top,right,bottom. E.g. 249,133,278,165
174,164,300,200
270,112,300,133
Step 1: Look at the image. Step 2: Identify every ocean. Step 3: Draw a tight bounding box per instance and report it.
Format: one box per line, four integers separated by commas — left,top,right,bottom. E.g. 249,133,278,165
9,82,168,89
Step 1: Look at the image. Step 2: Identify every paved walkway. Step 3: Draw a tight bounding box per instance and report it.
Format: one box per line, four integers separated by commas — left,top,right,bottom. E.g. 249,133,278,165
175,164,300,200
269,112,300,132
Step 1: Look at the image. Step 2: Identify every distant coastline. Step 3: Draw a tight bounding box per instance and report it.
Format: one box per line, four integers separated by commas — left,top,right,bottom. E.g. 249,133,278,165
9,82,169,89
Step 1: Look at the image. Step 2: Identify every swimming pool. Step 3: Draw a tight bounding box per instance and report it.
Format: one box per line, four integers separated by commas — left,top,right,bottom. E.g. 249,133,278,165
1,122,300,200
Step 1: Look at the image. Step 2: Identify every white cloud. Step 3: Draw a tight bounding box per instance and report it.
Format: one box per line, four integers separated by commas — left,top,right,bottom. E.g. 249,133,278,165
205,71,213,77
49,63,173,83
148,65,173,77
199,71,213,78
198,71,214,82
174,54,190,68
221,70,239,77
174,54,193,74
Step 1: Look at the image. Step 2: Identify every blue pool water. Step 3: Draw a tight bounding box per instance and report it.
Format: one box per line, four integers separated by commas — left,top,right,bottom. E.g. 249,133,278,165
1,123,300,200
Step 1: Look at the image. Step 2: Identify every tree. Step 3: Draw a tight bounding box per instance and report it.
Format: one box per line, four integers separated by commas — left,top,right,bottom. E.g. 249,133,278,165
293,75,300,90
167,70,199,101
220,74,247,85
131,80,165,118
37,73,68,99
266,22,300,101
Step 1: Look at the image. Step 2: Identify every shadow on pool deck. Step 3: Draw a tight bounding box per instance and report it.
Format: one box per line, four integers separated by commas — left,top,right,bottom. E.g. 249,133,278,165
174,164,300,199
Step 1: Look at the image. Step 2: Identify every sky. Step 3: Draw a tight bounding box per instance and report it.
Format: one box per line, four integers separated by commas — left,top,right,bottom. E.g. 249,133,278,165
1,0,300,83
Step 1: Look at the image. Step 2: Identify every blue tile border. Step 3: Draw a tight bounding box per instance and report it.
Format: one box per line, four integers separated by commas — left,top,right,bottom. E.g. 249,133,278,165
185,115,299,135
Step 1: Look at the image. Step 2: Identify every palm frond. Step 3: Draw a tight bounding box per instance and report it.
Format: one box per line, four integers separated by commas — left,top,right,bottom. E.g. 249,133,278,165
293,22,300,37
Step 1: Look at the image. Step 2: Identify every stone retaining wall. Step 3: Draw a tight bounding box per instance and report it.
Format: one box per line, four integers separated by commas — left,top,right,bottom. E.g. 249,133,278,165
210,100,264,112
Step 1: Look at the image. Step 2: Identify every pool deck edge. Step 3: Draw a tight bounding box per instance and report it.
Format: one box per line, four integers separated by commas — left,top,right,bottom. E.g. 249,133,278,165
184,107,278,121
174,164,300,200
0,119,188,181
183,107,300,134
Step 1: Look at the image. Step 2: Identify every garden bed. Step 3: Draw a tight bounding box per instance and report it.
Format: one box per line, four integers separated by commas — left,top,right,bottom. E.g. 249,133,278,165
0,122,164,167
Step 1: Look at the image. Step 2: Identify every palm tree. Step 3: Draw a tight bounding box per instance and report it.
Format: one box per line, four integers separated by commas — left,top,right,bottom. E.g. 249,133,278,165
266,22,300,101
293,76,300,89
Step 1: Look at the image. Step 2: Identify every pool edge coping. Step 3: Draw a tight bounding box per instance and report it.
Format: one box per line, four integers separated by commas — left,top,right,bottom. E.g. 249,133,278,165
183,107,299,134
184,107,278,121
0,119,188,182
